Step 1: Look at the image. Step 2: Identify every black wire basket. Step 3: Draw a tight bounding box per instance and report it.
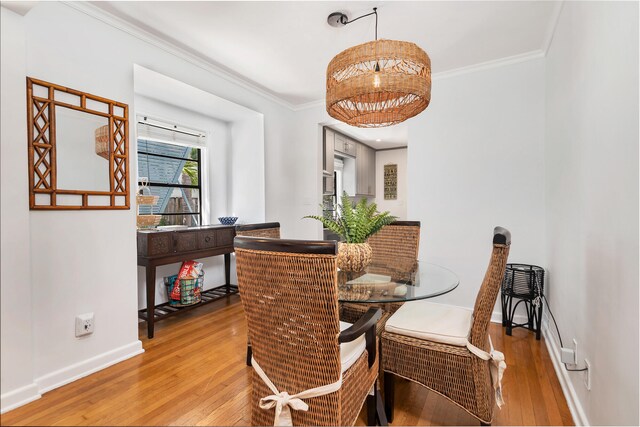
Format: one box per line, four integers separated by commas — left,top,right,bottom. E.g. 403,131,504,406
502,264,544,300
501,263,545,339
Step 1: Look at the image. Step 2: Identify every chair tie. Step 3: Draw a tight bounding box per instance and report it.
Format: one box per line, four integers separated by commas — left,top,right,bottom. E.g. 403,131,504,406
466,336,507,408
251,357,343,426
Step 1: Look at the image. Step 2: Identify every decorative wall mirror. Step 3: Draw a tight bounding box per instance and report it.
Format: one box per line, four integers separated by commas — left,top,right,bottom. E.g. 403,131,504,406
26,77,130,210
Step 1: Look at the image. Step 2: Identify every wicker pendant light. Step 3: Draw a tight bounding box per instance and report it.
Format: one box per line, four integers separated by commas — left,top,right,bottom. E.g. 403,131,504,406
326,9,431,128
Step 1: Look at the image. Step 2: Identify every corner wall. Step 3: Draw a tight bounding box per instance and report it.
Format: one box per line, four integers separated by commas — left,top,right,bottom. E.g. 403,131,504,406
407,58,547,312
0,6,39,412
543,2,639,425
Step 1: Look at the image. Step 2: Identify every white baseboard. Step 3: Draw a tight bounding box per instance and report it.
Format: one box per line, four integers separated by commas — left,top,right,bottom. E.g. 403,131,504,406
542,320,589,426
491,310,589,425
0,383,41,414
490,310,529,325
2,340,143,414
35,340,144,394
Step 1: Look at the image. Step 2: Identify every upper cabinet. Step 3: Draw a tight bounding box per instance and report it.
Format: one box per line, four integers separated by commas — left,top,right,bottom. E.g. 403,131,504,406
356,143,376,197
334,133,357,157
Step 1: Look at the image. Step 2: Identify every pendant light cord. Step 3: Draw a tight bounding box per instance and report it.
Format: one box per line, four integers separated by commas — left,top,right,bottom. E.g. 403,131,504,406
342,7,378,40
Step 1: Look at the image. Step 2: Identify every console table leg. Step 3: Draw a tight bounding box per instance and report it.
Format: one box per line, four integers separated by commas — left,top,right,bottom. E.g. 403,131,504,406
146,265,156,339
224,253,231,293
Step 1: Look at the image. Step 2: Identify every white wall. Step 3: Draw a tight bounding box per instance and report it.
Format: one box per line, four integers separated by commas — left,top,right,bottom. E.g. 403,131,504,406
277,108,329,239
1,1,293,411
407,58,547,312
544,2,639,425
375,148,407,219
0,6,40,413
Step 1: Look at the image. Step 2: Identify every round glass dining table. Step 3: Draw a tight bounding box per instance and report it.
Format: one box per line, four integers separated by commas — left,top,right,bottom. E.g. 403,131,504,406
337,261,459,304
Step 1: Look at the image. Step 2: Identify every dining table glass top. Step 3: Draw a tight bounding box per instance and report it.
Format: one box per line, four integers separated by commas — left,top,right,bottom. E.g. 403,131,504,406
337,261,459,304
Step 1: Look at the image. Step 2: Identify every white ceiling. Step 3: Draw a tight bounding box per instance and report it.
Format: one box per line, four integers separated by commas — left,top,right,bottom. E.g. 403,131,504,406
91,1,559,107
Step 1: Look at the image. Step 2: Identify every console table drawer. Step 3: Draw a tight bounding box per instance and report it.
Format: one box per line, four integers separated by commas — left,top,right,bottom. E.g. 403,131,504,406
139,232,172,257
174,231,198,252
198,230,217,249
217,228,235,247
138,226,237,258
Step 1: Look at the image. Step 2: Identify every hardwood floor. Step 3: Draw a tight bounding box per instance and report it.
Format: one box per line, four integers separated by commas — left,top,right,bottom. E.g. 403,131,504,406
0,296,572,426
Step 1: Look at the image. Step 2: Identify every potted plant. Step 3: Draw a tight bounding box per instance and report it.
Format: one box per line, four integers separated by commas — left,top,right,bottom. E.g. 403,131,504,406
305,192,396,271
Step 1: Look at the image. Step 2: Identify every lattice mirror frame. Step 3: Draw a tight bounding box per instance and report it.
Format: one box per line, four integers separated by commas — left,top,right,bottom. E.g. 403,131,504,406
26,77,130,210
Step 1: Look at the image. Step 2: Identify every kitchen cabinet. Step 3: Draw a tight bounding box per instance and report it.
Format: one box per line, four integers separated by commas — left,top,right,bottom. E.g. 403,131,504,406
322,126,375,198
323,128,335,177
356,143,376,197
335,133,357,157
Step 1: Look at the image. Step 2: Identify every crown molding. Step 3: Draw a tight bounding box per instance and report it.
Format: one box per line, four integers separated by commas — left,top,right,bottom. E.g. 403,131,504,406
292,98,326,112
63,1,562,113
295,49,546,111
61,1,298,111
543,1,564,55
430,49,545,81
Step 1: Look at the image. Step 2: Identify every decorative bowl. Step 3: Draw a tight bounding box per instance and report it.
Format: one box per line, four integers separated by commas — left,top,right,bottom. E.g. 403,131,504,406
218,216,238,225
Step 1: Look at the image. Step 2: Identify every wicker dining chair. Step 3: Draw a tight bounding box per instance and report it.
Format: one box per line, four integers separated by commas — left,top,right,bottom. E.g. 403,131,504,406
235,236,385,426
236,222,281,239
381,226,511,425
340,221,421,334
235,222,282,365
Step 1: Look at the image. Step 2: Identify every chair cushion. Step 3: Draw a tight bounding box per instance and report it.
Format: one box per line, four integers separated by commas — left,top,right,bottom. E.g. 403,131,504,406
339,321,367,373
384,301,472,347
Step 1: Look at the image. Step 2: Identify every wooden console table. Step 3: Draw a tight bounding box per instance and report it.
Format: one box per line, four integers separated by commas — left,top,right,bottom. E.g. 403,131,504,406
137,225,238,338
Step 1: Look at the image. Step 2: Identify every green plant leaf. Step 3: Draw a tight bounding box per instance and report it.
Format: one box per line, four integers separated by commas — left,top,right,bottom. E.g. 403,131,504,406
305,191,397,243
303,215,344,236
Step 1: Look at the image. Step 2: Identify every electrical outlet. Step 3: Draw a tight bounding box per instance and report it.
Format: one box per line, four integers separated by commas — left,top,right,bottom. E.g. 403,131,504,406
560,347,575,364
562,339,578,365
75,313,94,337
584,359,591,390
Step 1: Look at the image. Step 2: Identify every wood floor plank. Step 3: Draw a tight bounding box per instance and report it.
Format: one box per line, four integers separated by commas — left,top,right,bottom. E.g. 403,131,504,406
0,298,573,426
529,334,567,426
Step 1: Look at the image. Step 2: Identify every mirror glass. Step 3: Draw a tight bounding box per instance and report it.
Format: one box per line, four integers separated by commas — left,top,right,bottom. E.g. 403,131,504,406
55,106,111,191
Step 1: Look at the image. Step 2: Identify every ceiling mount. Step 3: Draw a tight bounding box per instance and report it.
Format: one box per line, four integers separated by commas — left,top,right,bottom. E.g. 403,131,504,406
328,8,379,37
327,12,348,27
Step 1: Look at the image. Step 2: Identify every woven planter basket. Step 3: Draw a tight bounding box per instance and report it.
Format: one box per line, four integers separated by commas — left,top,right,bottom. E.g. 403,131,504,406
136,194,159,205
337,242,372,272
136,185,159,206
94,125,110,160
326,39,431,128
137,214,161,228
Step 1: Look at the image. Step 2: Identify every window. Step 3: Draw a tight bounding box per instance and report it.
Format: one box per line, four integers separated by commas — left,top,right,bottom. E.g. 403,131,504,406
137,139,202,226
